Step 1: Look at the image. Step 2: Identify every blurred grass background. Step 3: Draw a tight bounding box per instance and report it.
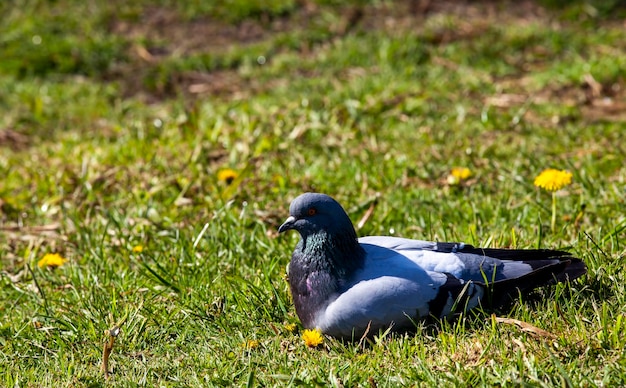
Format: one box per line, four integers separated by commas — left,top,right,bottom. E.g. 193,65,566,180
1,0,626,386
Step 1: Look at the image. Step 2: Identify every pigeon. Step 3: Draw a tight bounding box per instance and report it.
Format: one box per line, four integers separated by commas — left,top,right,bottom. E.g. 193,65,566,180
278,193,586,339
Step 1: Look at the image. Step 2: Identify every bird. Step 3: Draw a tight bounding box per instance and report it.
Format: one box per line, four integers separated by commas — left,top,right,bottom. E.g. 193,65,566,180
278,193,586,339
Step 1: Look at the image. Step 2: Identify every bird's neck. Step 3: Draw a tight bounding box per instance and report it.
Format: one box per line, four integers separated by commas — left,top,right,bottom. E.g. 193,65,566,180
300,230,365,279
289,230,365,328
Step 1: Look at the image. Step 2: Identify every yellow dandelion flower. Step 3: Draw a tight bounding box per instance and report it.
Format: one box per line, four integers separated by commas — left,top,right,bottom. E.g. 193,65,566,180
447,167,472,185
242,339,259,349
217,169,238,185
284,323,297,333
451,167,472,180
533,168,573,232
132,245,144,253
302,329,324,347
534,169,572,192
37,253,67,269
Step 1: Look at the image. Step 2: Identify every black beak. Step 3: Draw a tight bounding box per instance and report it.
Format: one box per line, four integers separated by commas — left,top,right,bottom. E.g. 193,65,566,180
278,216,296,233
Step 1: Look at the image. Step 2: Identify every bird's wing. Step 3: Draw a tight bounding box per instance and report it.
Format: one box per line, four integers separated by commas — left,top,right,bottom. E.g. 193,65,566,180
358,236,581,283
315,244,482,338
316,238,585,338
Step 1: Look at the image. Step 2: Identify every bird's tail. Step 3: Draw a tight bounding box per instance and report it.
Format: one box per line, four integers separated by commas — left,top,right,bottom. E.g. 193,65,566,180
485,256,586,308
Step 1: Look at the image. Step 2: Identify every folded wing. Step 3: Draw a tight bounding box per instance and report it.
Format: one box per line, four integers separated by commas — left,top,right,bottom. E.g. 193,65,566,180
358,236,586,314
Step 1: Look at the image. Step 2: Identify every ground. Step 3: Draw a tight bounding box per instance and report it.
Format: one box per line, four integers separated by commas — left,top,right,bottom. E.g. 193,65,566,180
1,0,625,386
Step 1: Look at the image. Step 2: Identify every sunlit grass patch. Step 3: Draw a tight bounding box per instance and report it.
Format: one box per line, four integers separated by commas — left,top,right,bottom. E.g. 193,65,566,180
1,0,626,386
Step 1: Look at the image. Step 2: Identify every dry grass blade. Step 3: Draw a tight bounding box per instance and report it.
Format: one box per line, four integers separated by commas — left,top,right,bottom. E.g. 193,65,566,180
358,321,372,349
101,310,130,379
494,315,557,339
356,196,379,230
485,93,527,108
0,223,61,232
101,326,121,379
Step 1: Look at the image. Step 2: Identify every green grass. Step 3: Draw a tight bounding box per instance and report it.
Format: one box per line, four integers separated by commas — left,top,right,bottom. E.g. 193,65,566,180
1,0,626,386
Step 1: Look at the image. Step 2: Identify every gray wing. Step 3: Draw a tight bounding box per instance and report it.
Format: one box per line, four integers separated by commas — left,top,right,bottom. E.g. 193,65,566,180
359,235,586,311
359,235,584,282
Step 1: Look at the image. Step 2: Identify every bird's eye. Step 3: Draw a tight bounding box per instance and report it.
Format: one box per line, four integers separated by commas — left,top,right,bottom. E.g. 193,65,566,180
307,208,317,216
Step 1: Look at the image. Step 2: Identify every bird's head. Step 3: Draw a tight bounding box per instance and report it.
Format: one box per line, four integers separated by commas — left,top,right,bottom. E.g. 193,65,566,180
278,193,356,240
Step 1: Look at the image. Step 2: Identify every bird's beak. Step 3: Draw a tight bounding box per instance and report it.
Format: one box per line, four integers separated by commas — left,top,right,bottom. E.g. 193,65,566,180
278,216,296,233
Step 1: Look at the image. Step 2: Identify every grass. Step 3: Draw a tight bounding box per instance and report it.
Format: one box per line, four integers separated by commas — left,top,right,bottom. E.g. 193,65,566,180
1,0,626,386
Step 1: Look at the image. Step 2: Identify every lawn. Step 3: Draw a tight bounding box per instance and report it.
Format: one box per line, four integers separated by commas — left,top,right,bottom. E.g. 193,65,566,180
1,0,626,386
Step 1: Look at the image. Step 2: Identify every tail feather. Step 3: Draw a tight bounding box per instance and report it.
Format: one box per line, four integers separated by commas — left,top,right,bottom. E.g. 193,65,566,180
458,246,572,262
484,256,586,308
553,257,586,283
